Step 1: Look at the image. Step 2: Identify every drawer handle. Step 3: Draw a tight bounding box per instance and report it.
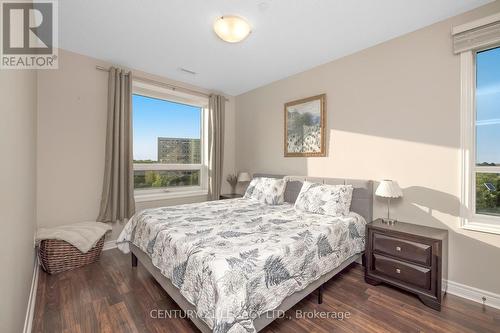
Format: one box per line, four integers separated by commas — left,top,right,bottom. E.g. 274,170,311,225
396,268,401,274
395,246,401,252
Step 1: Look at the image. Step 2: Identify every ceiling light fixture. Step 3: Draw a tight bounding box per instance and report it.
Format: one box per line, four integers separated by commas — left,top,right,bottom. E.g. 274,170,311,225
213,16,251,43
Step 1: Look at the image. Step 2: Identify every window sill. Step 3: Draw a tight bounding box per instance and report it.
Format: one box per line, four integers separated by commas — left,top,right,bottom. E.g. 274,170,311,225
461,219,500,235
135,189,208,203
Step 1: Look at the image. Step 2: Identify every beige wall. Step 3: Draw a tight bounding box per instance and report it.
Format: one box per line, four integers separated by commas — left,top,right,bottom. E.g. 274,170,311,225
0,70,37,332
236,1,500,294
37,49,236,241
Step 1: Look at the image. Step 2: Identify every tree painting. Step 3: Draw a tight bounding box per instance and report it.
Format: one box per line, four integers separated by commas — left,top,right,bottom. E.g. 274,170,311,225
284,94,325,157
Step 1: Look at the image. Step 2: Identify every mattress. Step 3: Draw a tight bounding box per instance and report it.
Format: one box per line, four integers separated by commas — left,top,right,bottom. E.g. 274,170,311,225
117,198,366,333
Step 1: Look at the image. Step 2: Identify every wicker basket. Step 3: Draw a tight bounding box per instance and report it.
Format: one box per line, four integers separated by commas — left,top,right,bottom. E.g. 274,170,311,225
38,236,104,274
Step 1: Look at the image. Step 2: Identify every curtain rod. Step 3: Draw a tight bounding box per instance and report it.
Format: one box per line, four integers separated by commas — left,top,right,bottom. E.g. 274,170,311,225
95,65,228,101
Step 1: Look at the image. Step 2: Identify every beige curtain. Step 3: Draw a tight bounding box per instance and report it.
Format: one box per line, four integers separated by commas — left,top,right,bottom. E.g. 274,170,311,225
207,95,225,200
97,67,135,222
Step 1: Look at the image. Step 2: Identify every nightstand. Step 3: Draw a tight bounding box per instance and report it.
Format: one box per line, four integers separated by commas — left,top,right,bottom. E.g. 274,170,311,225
365,219,448,311
219,193,243,200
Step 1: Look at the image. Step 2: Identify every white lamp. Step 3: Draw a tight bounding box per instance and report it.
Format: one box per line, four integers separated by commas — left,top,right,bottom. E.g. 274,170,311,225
375,180,403,224
237,172,251,182
213,16,252,43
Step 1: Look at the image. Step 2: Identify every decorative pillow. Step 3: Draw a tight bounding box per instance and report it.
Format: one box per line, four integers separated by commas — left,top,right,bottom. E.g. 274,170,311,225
294,181,353,216
244,177,287,205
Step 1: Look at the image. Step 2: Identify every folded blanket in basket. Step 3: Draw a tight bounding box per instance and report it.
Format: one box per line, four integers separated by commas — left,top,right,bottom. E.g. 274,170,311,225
36,222,112,253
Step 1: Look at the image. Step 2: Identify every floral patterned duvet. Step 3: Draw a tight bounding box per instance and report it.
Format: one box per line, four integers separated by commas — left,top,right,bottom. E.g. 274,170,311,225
117,198,366,333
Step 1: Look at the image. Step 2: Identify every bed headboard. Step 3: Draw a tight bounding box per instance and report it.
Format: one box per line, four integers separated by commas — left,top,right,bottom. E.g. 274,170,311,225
252,173,373,223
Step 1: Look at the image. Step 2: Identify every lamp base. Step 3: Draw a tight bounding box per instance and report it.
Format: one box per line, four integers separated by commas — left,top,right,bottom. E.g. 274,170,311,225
381,218,397,225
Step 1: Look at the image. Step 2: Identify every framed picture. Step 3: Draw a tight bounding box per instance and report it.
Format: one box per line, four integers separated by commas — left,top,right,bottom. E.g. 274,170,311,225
284,94,326,157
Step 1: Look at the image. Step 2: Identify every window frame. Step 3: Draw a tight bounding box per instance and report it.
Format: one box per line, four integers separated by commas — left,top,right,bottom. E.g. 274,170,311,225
460,47,500,234
131,83,209,201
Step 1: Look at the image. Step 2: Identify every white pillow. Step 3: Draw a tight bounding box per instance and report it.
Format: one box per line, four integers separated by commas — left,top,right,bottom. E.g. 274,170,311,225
244,177,287,205
294,181,353,216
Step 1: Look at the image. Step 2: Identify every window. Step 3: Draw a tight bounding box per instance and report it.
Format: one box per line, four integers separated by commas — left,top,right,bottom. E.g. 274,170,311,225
460,46,500,233
132,84,208,200
456,12,500,234
474,47,500,218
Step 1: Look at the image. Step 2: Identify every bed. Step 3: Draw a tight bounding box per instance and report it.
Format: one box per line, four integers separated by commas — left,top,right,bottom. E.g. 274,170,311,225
117,175,373,333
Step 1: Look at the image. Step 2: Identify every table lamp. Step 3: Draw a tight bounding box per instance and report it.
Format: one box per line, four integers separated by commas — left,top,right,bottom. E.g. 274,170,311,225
375,180,403,224
237,172,251,183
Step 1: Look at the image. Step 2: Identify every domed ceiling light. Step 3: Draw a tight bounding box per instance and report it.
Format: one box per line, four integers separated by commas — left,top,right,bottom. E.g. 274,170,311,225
213,16,251,43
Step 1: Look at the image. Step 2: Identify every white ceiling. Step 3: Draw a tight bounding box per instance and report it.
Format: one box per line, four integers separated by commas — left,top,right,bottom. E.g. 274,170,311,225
59,0,492,96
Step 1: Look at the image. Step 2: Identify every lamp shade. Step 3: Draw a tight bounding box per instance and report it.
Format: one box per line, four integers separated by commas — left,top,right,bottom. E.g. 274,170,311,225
375,180,403,198
213,16,251,43
237,172,251,182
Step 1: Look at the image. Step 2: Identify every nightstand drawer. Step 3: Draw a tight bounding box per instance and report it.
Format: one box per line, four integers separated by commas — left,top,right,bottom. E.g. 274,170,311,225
373,233,431,266
373,254,431,290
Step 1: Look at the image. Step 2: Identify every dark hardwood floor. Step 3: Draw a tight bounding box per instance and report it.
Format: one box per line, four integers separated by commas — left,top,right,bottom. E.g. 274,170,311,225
33,249,500,333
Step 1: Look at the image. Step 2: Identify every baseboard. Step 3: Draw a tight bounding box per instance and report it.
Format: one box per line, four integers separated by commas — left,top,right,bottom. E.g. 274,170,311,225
445,279,500,310
23,254,39,333
103,240,117,251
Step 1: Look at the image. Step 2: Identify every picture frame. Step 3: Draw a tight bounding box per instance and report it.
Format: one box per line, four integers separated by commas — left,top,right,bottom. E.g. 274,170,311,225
284,94,326,157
